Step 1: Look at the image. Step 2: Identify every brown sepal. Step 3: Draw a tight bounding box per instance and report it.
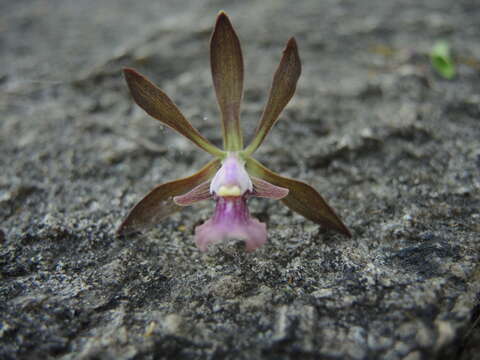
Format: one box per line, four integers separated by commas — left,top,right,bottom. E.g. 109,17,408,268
124,68,223,156
246,157,351,237
117,159,221,236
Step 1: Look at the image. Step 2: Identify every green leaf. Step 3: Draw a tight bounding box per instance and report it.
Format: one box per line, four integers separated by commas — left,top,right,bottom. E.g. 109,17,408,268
430,41,455,79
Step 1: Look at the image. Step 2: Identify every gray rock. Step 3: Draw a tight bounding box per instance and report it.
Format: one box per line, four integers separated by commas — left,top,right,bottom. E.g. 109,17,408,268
1,0,479,359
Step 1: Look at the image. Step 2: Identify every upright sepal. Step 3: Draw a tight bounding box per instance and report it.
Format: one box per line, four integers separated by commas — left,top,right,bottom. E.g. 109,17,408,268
246,157,351,237
210,11,244,151
245,38,301,155
124,68,224,157
117,159,221,235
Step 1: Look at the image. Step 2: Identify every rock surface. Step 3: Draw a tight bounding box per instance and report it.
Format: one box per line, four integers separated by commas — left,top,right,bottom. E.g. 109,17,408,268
1,0,479,359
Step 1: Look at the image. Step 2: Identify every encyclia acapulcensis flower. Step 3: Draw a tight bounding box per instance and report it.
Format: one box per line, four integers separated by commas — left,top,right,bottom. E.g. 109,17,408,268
117,11,351,251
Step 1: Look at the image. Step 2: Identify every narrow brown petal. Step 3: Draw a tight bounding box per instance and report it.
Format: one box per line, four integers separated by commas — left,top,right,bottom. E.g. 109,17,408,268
210,11,244,151
117,159,221,236
173,180,212,206
246,157,351,237
124,68,224,156
251,177,289,200
244,38,301,155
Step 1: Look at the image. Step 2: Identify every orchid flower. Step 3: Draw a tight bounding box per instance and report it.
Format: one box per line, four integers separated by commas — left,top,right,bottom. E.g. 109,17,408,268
117,11,351,251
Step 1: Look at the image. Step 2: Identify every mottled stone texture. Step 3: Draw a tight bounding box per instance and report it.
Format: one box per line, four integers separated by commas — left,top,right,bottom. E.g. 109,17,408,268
1,0,479,359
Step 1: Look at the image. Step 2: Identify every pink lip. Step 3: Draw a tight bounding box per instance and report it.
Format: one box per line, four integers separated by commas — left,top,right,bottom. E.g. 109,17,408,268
194,196,267,252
